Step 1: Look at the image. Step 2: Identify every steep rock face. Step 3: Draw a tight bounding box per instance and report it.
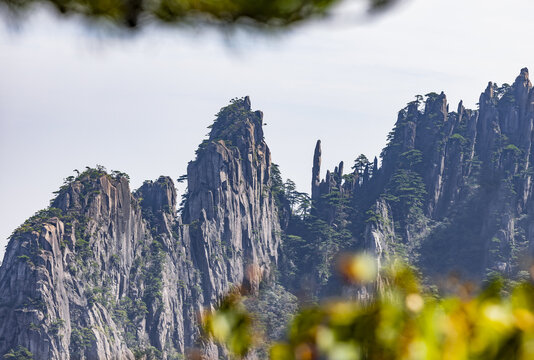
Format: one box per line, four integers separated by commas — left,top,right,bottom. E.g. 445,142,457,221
0,173,146,359
311,140,322,202
0,171,207,359
364,199,395,273
307,68,534,283
369,68,534,279
4,69,534,358
310,139,357,225
134,176,201,357
184,97,281,304
0,97,282,359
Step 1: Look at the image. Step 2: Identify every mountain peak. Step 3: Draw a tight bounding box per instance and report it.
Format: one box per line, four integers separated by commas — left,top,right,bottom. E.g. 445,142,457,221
193,97,265,159
514,67,532,93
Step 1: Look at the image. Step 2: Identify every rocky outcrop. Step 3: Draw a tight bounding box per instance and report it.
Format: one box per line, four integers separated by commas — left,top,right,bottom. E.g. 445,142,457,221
0,171,204,359
0,97,281,359
311,140,322,202
364,199,395,272
184,97,281,299
309,68,534,282
0,173,146,359
3,68,534,358
310,142,357,225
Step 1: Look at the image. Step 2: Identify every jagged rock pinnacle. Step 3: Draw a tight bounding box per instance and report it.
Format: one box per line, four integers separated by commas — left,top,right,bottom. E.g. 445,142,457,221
338,161,344,179
312,140,322,201
243,95,251,110
514,67,532,91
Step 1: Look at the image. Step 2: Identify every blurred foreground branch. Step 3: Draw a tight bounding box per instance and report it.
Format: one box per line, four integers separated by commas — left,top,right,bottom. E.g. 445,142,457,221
0,0,399,31
204,254,534,360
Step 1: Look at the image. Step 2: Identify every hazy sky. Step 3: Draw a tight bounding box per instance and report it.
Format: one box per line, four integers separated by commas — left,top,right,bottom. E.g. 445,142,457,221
1,0,533,260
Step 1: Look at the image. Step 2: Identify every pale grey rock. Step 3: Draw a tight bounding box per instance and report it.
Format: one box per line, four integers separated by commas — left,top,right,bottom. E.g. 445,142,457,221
0,97,281,360
311,140,322,202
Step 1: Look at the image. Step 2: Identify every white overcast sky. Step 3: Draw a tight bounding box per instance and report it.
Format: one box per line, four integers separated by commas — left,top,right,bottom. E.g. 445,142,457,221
1,0,533,260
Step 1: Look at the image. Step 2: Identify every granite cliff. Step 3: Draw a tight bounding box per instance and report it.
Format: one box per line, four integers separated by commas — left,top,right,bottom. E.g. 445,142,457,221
0,97,281,359
301,68,534,290
2,69,534,358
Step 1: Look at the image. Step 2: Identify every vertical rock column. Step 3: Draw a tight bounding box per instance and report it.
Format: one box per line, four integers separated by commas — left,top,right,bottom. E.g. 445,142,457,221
184,97,282,307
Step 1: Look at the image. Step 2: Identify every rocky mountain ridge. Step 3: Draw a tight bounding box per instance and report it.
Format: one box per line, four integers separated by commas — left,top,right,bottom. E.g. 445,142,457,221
303,67,534,286
0,97,281,359
2,68,534,359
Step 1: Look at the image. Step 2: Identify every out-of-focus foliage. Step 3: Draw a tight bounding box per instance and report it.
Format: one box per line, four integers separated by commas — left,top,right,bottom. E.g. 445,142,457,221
202,287,256,358
0,0,399,30
244,283,299,358
205,254,534,360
